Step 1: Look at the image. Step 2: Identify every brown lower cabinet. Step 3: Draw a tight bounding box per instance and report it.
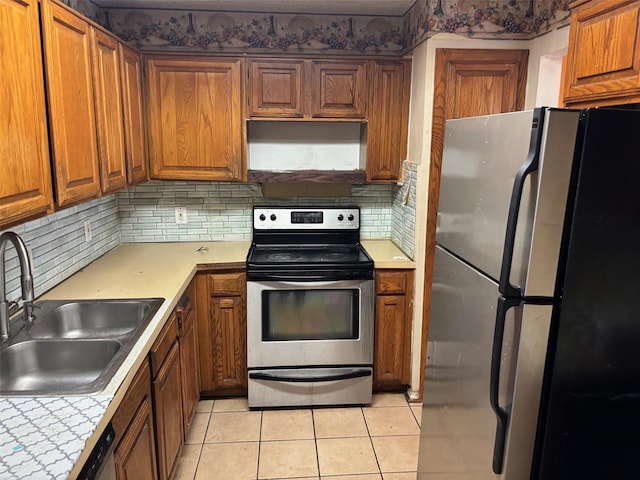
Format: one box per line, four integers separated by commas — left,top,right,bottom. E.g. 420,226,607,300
150,313,184,480
196,268,248,396
373,269,414,391
113,358,158,480
177,285,200,437
113,282,199,480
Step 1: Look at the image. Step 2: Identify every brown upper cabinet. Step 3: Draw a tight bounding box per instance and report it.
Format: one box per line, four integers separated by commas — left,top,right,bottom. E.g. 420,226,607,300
1,0,54,229
248,57,410,182
119,44,148,186
247,58,368,119
41,0,102,207
366,60,411,183
145,56,245,181
40,0,144,209
91,27,128,194
563,0,640,107
248,59,304,117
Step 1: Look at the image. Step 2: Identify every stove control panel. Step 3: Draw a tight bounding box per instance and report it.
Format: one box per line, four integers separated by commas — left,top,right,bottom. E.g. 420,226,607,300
254,207,360,230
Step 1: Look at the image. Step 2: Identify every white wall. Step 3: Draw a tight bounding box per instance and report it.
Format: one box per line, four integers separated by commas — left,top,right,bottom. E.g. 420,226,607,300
406,29,569,399
527,27,570,108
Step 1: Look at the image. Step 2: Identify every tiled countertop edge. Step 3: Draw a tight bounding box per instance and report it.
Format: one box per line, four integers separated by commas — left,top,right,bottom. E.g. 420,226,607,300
0,396,113,479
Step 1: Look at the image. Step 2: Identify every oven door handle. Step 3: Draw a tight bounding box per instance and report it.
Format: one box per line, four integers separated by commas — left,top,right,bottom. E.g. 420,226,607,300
249,369,372,383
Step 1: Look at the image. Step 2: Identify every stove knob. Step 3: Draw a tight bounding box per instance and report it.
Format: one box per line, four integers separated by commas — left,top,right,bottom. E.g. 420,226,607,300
270,214,277,221
259,214,266,221
338,214,344,221
348,214,354,221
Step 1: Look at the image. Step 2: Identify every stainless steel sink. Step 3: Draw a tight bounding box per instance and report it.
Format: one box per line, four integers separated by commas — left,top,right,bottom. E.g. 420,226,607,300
29,299,161,338
0,297,164,395
0,339,121,394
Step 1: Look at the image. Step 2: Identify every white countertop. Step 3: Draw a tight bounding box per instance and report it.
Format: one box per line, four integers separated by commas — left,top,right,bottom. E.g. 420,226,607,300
0,239,413,479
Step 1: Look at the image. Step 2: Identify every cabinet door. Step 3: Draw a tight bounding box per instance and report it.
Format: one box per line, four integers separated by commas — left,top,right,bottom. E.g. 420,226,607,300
211,295,247,392
564,0,640,106
374,295,408,386
0,0,53,228
146,57,244,181
91,27,127,194
179,306,200,437
196,271,247,396
310,60,367,118
114,396,158,480
41,0,101,207
374,270,413,389
248,59,304,117
152,341,184,480
366,60,411,182
119,44,148,185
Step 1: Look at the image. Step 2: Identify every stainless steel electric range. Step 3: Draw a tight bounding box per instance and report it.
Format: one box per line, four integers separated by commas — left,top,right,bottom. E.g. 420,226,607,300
246,206,374,408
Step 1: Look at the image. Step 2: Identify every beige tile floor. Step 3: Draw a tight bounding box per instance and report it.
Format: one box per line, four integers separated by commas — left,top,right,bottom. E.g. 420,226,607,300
175,393,422,480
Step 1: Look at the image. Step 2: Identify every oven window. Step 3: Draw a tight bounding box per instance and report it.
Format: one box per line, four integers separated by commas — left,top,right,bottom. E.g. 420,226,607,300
262,289,359,341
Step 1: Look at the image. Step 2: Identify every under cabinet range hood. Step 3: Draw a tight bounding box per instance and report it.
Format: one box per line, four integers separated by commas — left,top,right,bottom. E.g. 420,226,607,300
247,121,367,182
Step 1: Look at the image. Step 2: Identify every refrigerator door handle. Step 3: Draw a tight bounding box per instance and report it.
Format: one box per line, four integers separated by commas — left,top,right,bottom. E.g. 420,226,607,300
499,108,546,298
490,296,521,474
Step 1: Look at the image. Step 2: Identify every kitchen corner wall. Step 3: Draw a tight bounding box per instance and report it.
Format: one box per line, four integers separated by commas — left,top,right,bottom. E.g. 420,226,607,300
2,180,416,304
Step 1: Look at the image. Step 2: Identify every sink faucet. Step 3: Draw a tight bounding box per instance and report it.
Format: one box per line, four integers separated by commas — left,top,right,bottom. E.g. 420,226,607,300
0,232,35,342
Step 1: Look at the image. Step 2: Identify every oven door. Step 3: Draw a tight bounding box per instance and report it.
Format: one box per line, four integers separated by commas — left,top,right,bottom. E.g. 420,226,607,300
247,279,374,369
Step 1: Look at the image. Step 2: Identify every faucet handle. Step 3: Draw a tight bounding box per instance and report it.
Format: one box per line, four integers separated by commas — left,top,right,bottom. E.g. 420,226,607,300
7,300,20,316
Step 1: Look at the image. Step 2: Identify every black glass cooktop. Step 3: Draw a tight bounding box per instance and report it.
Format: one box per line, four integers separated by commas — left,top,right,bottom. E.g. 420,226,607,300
246,243,374,281
248,245,371,266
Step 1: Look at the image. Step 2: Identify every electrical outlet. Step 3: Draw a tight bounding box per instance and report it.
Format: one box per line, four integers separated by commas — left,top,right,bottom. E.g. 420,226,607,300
84,221,92,242
175,207,187,224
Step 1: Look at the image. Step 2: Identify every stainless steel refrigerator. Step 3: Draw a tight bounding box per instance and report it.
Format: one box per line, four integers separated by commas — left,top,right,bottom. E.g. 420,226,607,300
417,107,640,479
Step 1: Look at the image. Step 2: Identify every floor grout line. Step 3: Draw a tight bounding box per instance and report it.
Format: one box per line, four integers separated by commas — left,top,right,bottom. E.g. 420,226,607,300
185,395,419,480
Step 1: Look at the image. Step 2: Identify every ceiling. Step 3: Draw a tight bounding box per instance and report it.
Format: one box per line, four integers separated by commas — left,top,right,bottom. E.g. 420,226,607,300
94,0,417,16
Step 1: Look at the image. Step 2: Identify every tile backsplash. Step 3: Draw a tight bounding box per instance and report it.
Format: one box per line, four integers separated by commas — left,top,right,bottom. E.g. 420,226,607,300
1,196,119,305
2,180,416,304
117,181,401,242
392,162,417,259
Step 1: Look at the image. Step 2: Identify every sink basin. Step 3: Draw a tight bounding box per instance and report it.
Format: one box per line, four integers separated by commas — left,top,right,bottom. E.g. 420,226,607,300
0,297,164,395
0,339,121,394
29,299,161,338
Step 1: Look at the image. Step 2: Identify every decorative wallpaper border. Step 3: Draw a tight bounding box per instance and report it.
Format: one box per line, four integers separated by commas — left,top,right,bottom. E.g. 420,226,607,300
406,0,572,47
66,0,571,55
108,10,405,54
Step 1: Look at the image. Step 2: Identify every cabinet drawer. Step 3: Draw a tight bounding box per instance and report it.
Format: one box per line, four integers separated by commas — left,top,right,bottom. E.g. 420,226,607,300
376,270,409,295
208,272,245,297
150,313,179,377
112,357,151,445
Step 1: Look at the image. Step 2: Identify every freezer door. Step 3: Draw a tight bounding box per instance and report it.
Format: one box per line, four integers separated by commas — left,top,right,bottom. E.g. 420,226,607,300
436,110,536,283
418,246,518,479
518,109,580,298
436,109,580,297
